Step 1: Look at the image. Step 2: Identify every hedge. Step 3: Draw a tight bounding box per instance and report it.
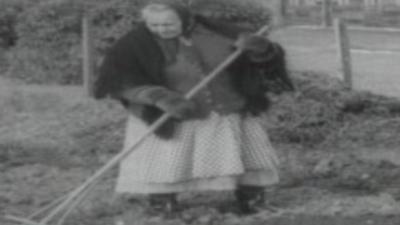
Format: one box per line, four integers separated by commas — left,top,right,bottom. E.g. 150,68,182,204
3,0,271,84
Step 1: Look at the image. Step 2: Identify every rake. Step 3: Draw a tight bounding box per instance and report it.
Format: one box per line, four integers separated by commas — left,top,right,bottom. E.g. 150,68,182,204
4,24,271,225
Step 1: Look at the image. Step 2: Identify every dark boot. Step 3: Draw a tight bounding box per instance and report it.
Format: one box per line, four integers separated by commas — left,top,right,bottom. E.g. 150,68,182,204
147,193,178,216
234,185,265,215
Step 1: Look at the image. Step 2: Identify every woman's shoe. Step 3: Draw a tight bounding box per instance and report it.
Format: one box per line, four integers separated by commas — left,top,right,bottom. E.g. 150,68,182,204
147,193,178,217
234,185,265,215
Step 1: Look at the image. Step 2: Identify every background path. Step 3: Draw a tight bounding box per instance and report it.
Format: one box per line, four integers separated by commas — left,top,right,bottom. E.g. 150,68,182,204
270,27,400,98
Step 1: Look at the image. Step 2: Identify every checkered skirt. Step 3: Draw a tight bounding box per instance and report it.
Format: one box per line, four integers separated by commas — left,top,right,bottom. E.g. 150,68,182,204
116,112,279,193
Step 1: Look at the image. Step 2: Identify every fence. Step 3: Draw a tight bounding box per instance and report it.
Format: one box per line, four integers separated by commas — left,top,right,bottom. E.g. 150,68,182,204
81,2,400,98
276,0,400,27
82,17,94,97
270,20,400,97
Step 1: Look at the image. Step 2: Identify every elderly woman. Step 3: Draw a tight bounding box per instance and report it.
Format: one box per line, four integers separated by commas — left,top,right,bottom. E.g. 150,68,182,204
94,1,293,215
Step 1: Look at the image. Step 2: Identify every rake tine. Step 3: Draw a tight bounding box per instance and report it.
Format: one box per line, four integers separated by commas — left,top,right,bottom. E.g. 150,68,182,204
28,195,67,220
4,215,46,225
39,114,170,224
55,179,99,225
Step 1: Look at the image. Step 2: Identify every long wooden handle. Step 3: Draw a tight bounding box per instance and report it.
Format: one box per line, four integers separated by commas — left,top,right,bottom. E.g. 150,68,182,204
185,24,270,99
36,24,271,225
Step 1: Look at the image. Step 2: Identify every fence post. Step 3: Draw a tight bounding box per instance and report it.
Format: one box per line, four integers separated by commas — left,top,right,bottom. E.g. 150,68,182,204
334,18,353,90
281,0,289,17
273,0,285,27
82,16,94,97
322,0,333,27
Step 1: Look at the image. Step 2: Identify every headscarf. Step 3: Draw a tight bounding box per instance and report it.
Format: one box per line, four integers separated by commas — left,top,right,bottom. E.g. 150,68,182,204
140,0,195,37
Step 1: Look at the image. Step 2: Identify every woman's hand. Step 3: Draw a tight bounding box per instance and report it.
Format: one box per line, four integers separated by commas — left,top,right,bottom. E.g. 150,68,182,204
235,34,269,52
155,94,199,120
235,34,274,63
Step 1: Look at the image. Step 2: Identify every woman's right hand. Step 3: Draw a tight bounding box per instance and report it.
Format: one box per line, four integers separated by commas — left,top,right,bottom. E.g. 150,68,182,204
155,94,199,120
122,86,204,120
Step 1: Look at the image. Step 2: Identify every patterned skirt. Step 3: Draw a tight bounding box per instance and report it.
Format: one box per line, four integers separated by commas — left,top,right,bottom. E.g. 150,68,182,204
115,112,280,194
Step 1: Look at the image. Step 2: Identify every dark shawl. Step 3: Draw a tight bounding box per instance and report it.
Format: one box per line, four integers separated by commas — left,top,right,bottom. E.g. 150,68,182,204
93,15,294,137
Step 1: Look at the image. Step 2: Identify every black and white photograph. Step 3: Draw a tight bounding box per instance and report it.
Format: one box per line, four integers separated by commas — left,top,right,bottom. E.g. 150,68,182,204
1,0,400,224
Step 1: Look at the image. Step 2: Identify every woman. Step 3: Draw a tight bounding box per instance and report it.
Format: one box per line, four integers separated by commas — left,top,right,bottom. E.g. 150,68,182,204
94,1,294,215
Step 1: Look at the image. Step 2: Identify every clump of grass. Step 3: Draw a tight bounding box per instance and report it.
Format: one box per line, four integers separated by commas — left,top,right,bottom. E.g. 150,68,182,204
2,71,400,169
0,84,125,168
266,72,400,149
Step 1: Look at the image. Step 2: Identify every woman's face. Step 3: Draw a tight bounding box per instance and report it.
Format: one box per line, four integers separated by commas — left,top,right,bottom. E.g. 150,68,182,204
144,10,183,39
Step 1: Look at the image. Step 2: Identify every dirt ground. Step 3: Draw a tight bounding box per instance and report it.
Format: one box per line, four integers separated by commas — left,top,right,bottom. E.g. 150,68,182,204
1,71,400,225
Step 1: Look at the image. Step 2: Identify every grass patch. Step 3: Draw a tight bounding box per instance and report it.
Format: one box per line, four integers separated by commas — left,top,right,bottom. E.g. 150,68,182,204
2,72,400,168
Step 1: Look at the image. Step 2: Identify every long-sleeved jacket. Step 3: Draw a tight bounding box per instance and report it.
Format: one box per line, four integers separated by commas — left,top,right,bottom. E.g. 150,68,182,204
94,17,294,137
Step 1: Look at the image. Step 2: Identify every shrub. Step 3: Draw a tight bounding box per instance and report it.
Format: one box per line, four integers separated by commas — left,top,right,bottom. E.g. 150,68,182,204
4,0,147,84
0,0,45,48
3,0,272,84
0,5,18,47
363,9,400,27
5,0,83,84
192,0,271,27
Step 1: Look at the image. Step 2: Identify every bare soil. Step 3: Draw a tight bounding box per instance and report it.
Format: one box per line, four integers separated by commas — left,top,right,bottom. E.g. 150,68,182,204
1,72,400,225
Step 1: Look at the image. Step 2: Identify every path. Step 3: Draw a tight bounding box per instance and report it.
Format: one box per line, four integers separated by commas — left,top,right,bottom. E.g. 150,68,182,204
270,26,400,98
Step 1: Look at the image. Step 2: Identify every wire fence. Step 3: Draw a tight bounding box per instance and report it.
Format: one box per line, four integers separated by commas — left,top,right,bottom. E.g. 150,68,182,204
283,0,400,28
270,21,400,98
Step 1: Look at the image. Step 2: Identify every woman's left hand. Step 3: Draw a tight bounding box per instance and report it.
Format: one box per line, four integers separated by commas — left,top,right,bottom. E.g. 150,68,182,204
235,34,270,53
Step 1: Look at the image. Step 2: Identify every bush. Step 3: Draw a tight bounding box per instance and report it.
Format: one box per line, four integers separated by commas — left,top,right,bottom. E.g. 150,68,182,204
0,5,18,47
4,0,149,84
0,0,46,48
3,0,272,84
5,0,83,84
363,9,400,27
192,0,271,27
